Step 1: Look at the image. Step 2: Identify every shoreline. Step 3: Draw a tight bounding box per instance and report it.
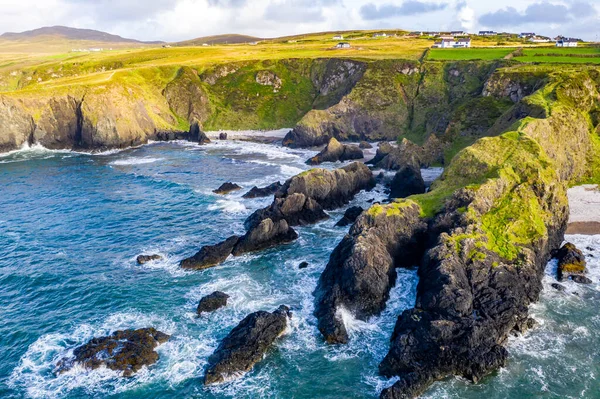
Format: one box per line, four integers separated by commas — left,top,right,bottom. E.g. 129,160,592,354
567,184,600,235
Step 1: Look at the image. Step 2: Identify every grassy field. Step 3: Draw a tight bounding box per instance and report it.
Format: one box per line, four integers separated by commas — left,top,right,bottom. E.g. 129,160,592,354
428,48,514,61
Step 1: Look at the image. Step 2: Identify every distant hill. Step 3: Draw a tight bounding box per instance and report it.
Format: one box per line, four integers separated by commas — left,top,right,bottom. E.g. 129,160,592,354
0,26,162,44
176,34,263,46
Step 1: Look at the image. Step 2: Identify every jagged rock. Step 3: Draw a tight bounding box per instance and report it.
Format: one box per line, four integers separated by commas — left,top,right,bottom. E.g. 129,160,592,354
366,142,394,166
189,120,211,145
204,305,291,385
213,182,242,195
388,165,426,199
180,236,240,270
197,291,230,315
335,206,364,227
556,242,587,281
219,132,228,140
183,163,375,268
242,182,283,199
256,70,282,92
137,254,162,264
570,275,592,284
306,138,363,165
370,137,444,170
56,328,170,377
299,261,309,269
359,141,373,149
232,218,298,256
315,200,427,344
551,283,566,292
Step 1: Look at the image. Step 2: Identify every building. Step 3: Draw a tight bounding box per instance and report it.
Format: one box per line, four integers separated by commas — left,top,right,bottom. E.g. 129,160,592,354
451,30,467,36
556,38,578,47
373,33,387,38
519,32,535,38
408,31,423,36
432,37,471,49
478,31,496,36
335,42,351,49
528,36,551,43
333,35,343,40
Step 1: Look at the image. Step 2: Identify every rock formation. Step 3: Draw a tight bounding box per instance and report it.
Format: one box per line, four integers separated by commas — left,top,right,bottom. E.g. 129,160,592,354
180,236,240,270
213,182,242,195
306,137,363,165
197,291,230,315
204,305,291,385
388,165,426,199
555,242,587,281
137,254,162,264
242,182,283,199
56,328,170,377
335,206,364,227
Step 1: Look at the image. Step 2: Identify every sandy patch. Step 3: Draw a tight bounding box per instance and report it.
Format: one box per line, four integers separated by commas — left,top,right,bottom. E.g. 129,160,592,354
567,184,600,234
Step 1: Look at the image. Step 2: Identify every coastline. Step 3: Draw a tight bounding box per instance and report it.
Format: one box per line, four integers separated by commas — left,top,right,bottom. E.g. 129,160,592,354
567,184,600,235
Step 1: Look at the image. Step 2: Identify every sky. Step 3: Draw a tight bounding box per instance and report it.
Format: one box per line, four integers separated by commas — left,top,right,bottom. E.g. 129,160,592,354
0,0,599,42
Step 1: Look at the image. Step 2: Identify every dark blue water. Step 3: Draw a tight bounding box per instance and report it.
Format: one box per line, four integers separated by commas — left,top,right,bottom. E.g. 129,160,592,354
1,139,598,399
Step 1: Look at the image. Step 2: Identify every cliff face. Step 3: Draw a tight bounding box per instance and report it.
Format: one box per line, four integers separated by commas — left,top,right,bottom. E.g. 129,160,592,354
311,69,600,398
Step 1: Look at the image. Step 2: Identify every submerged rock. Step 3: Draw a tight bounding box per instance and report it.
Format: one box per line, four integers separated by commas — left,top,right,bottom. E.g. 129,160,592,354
299,261,309,269
551,283,566,292
242,182,283,199
197,291,230,315
570,275,592,284
180,236,240,270
556,242,587,281
306,138,363,165
315,200,427,344
213,182,242,195
57,328,170,377
136,254,162,264
388,164,426,199
335,206,364,227
219,132,228,140
204,305,291,385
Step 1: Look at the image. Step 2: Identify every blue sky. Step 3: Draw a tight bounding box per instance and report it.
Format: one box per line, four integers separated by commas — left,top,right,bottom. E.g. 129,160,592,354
1,0,599,42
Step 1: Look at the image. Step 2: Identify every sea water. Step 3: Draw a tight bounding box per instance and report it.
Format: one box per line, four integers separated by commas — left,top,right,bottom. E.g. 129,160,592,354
0,138,597,398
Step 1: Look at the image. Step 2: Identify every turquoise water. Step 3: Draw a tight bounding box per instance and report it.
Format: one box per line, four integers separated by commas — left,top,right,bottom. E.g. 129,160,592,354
0,139,599,398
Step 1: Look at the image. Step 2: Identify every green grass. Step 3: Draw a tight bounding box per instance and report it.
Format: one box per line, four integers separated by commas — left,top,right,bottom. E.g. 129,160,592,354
428,48,514,61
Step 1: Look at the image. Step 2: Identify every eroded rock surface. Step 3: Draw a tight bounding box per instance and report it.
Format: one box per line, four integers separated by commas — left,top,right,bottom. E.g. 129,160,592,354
306,137,363,165
388,165,426,199
556,242,587,281
197,291,230,315
137,254,162,264
242,182,283,199
213,182,242,195
204,305,291,385
57,328,170,377
181,236,240,270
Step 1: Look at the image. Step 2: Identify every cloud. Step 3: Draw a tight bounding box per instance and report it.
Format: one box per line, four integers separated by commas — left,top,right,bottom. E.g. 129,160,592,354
479,1,597,27
455,1,475,31
263,0,340,23
207,0,248,7
64,0,175,22
359,1,448,20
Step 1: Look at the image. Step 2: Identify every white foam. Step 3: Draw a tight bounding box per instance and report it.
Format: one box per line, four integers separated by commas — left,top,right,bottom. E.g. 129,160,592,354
110,157,163,166
208,199,247,214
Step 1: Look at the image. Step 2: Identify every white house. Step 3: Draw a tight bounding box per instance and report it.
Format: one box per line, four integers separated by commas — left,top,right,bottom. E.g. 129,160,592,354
373,33,387,38
451,30,467,36
455,38,471,48
528,36,551,43
335,42,351,49
333,35,343,40
432,37,471,49
556,38,578,47
478,31,496,36
519,32,535,39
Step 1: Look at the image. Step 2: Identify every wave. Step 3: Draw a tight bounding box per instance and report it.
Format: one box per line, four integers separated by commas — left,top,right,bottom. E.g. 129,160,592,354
110,157,163,166
208,199,247,214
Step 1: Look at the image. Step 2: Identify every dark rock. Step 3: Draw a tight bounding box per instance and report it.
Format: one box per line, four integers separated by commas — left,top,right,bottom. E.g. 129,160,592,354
233,219,298,256
137,254,162,264
551,283,566,291
335,206,364,227
242,182,283,199
370,137,444,171
219,132,228,140
359,141,373,149
389,165,426,199
197,291,230,315
306,137,363,165
315,201,427,344
213,182,242,195
367,142,394,166
556,242,587,281
377,171,385,179
204,305,291,385
189,120,211,145
57,328,170,377
570,275,592,284
299,261,309,269
180,236,240,270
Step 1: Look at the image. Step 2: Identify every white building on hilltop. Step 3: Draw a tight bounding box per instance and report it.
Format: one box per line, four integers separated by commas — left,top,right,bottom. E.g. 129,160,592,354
335,42,351,49
333,35,343,40
556,38,578,47
432,37,471,49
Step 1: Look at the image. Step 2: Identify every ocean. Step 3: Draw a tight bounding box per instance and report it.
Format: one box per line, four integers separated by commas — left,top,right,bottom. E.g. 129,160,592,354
0,137,598,398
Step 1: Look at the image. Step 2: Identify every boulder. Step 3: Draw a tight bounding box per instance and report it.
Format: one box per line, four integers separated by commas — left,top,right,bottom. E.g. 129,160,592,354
299,261,309,269
359,141,373,149
233,218,298,256
366,142,394,166
242,182,283,199
335,206,364,227
307,138,363,165
204,305,291,385
137,254,162,264
388,165,426,199
551,283,566,292
213,182,242,195
571,275,592,284
189,120,211,145
556,242,587,281
197,291,230,315
180,236,240,270
315,200,427,344
57,328,170,377
219,132,228,140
